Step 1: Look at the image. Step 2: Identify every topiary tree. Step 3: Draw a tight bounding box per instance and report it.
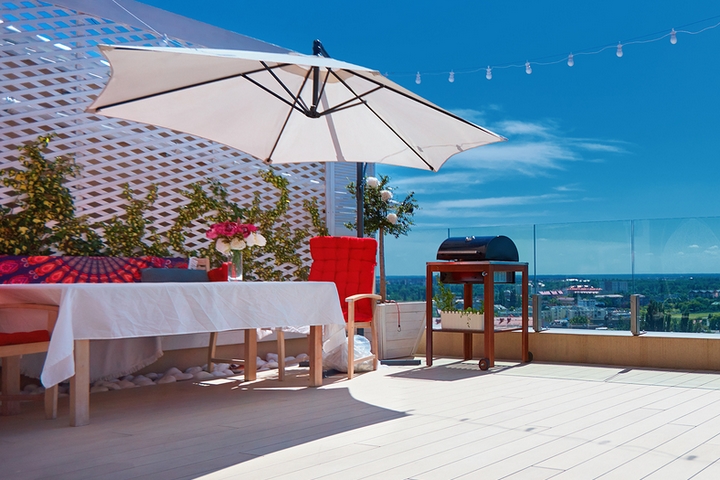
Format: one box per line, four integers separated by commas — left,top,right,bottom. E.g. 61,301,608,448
346,175,418,301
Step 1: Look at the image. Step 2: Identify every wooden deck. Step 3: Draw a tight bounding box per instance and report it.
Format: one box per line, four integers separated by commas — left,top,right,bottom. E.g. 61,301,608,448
2,359,720,479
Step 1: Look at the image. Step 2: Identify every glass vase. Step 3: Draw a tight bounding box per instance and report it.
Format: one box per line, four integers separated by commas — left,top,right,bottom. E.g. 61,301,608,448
228,250,243,281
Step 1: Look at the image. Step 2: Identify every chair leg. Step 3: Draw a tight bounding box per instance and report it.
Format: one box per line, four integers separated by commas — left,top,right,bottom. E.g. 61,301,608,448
44,383,58,420
347,308,355,380
276,328,285,381
1,355,21,415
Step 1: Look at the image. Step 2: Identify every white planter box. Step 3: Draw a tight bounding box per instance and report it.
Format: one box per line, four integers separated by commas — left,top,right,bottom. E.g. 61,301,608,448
374,302,426,360
440,310,484,331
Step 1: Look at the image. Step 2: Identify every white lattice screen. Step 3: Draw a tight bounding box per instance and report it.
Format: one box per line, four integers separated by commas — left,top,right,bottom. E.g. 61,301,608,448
0,0,334,275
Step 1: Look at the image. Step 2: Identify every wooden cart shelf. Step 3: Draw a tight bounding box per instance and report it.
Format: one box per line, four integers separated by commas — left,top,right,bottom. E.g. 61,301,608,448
425,261,530,369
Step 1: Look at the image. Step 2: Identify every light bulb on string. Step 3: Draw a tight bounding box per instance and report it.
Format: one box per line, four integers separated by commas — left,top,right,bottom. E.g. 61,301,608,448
448,70,455,83
525,61,532,74
415,72,421,84
567,53,574,67
485,66,492,80
616,42,623,57
670,28,677,44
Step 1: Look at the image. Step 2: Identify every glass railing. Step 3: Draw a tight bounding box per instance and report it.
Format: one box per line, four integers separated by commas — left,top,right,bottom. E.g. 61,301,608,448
383,216,720,335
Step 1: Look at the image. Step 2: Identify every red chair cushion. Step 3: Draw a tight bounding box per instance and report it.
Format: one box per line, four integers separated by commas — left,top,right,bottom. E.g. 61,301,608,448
308,236,377,323
208,263,229,282
0,330,50,347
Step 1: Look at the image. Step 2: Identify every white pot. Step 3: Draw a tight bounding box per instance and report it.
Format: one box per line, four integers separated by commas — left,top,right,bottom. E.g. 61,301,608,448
440,310,484,331
374,301,426,360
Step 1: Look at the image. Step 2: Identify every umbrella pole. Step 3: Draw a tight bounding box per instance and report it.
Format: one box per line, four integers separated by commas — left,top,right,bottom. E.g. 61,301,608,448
356,162,364,238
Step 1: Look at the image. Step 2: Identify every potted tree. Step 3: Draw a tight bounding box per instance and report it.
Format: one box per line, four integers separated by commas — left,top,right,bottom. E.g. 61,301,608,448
347,175,424,359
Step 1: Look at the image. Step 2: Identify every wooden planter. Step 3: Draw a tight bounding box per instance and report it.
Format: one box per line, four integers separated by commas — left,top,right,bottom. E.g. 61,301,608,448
374,302,426,359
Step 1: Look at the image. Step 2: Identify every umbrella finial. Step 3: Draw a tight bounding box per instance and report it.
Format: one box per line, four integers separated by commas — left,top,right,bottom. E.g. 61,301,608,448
312,39,330,57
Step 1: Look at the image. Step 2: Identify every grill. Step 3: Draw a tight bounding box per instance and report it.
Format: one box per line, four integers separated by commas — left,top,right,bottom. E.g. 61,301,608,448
436,235,519,284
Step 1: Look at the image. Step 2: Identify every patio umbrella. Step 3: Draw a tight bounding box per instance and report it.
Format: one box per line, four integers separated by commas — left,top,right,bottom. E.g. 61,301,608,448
87,42,505,233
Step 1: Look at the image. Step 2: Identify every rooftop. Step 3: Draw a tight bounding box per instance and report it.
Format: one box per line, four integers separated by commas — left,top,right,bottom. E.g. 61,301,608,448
3,359,720,479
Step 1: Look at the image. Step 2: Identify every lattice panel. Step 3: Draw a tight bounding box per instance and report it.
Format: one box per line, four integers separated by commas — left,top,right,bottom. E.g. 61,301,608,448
0,1,328,275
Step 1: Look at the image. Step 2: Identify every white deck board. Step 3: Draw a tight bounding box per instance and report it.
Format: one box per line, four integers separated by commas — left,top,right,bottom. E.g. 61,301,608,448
3,360,720,479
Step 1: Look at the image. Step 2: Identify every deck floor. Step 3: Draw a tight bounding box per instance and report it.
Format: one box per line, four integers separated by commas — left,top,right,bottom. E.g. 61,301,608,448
2,359,720,479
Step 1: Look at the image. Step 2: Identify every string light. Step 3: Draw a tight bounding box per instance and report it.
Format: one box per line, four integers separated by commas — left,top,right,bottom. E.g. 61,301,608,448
387,15,720,83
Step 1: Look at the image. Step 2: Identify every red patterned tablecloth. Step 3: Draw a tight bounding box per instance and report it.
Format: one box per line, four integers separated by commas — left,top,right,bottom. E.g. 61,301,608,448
0,256,188,284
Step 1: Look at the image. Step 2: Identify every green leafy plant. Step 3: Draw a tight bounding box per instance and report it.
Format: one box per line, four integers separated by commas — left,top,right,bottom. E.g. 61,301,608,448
346,175,418,301
0,135,102,255
1,136,327,281
433,281,484,314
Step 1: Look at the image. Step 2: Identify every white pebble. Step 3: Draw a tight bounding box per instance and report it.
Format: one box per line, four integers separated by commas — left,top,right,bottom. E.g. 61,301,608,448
164,367,183,377
296,353,310,362
117,380,137,389
193,371,215,381
173,372,194,381
90,385,109,393
212,370,228,377
146,372,159,380
285,356,299,366
256,358,267,368
122,375,134,381
104,383,122,391
213,363,231,372
156,375,176,384
133,377,155,387
185,366,203,374
266,353,278,362
266,361,279,369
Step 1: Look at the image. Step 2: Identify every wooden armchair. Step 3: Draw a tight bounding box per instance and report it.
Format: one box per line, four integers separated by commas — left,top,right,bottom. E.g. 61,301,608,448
0,304,59,419
278,236,381,380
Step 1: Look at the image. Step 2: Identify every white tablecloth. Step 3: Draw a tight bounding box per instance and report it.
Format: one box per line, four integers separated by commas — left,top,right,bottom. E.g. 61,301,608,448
0,282,345,387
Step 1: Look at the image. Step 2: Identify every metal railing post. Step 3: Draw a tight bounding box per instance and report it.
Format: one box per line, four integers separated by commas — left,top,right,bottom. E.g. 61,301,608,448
532,294,541,332
630,294,644,335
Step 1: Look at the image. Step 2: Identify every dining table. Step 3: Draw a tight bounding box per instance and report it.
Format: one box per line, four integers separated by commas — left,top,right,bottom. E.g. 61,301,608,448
0,281,345,426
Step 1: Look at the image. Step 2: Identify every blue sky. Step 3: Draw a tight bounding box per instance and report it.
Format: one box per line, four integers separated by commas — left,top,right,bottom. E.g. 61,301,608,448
137,0,720,274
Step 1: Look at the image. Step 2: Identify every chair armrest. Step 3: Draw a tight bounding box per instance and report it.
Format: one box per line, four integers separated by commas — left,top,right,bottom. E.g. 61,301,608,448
345,293,382,303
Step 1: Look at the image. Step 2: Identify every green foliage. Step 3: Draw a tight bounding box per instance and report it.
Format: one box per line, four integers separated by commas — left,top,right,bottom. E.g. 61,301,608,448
345,175,418,238
433,281,483,314
102,184,170,257
0,136,327,282
0,135,101,255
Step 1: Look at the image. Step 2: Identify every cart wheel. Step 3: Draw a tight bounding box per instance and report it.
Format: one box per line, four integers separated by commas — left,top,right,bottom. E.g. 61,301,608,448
478,358,489,371
527,351,534,363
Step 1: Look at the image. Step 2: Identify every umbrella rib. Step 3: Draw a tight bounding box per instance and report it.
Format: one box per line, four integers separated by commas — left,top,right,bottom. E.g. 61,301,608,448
266,69,314,162
260,61,311,113
318,85,383,116
329,70,436,171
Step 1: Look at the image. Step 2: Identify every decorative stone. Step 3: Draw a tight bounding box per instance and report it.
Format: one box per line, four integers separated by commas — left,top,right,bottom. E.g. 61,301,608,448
117,380,137,389
266,353,278,362
164,367,183,377
90,385,109,393
193,371,215,380
156,375,176,384
296,353,310,363
173,372,194,381
285,356,299,366
145,372,159,380
266,361,279,369
185,366,203,374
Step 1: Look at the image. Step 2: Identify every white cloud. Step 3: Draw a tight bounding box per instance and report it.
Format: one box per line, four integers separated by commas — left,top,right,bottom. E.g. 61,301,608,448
689,244,700,249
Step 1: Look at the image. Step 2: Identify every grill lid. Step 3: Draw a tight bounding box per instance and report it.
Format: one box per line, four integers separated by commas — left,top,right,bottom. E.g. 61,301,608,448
436,235,519,262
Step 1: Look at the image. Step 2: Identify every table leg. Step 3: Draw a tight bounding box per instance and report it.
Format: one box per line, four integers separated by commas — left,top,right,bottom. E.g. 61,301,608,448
463,283,474,360
70,339,90,427
425,265,434,367
522,268,529,362
484,271,495,368
309,325,322,387
244,329,257,382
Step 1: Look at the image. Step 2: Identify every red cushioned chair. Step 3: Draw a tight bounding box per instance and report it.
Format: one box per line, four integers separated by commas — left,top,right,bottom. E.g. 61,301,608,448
278,236,381,380
0,304,59,419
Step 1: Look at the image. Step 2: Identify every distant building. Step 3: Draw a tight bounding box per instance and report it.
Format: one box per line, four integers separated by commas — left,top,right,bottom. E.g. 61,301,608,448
604,281,629,293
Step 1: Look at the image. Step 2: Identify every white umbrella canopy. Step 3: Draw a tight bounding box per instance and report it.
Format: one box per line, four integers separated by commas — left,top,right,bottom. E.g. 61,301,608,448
87,44,505,171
